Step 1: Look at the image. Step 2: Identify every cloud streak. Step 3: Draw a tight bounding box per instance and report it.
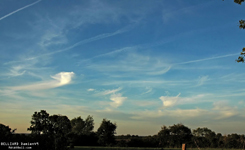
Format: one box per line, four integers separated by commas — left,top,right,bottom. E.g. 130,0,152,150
159,93,207,108
174,53,239,65
10,72,74,90
0,0,41,21
102,87,122,95
196,75,209,86
4,26,132,65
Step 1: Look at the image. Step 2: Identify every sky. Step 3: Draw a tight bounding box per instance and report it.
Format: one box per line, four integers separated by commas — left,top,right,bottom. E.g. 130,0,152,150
0,0,245,136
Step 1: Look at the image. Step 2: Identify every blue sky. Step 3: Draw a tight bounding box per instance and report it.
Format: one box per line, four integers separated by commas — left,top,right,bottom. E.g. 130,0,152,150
0,0,245,135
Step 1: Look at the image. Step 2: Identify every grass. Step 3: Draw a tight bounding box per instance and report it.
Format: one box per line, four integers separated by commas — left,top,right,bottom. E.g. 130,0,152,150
72,147,238,150
72,147,174,150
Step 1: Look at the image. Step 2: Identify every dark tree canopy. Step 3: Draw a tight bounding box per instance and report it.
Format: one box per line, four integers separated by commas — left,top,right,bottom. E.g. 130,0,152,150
27,110,50,134
234,0,244,4
27,110,71,150
0,123,16,141
71,115,94,135
233,0,245,62
157,124,192,148
97,118,117,146
158,125,170,147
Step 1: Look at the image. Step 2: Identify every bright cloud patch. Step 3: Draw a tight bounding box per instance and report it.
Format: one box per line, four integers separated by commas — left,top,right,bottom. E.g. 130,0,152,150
110,93,127,108
212,101,238,119
11,72,74,90
159,93,206,108
159,93,181,107
51,72,74,86
102,87,122,95
87,88,95,91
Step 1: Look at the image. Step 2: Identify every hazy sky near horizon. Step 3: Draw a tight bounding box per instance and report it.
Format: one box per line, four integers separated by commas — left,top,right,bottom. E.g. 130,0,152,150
0,0,245,135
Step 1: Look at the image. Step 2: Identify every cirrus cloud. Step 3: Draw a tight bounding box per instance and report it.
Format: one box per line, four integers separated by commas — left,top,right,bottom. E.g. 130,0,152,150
110,93,127,108
10,72,74,91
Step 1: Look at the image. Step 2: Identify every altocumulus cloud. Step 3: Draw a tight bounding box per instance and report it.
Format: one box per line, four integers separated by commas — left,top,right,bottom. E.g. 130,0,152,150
11,72,74,90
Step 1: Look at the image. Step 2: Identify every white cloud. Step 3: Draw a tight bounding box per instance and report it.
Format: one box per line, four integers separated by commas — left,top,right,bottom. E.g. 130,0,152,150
212,101,238,119
133,100,158,107
196,75,209,86
87,88,95,92
110,93,127,108
131,108,208,120
102,87,122,95
141,87,153,95
159,93,206,108
50,72,74,86
97,87,126,108
174,53,239,65
86,52,171,76
159,93,181,107
8,65,26,77
0,0,41,21
147,66,171,75
39,31,67,48
10,72,74,90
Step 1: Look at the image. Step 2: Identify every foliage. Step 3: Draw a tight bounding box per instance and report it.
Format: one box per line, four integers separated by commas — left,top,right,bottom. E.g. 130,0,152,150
27,110,71,150
192,127,217,148
97,118,117,146
0,123,16,141
158,125,170,147
158,124,192,148
3,110,245,149
71,115,94,135
27,110,50,134
236,48,245,62
233,0,245,62
234,0,244,5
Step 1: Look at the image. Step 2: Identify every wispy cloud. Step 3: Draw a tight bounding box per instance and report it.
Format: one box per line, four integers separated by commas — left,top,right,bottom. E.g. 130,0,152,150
8,65,26,77
212,101,238,119
10,72,74,90
0,0,41,21
87,88,95,92
86,52,171,76
110,93,127,108
160,93,181,107
173,53,239,65
141,87,153,95
4,26,132,65
102,87,122,95
97,87,126,108
78,46,138,64
196,75,209,86
131,108,208,119
159,93,206,108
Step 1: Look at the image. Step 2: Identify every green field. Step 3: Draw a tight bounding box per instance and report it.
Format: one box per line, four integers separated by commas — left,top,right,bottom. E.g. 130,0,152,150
72,147,236,150
73,147,178,150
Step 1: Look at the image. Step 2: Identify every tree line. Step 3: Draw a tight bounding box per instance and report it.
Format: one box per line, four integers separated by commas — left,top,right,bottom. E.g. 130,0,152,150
234,0,245,62
1,110,245,150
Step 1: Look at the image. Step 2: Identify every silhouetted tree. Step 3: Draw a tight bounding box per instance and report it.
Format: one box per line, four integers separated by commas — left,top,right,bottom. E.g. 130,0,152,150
0,123,16,142
233,0,245,62
27,110,71,150
97,119,117,146
158,125,170,147
158,124,192,148
169,124,192,148
71,115,94,135
48,115,71,150
27,110,50,135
